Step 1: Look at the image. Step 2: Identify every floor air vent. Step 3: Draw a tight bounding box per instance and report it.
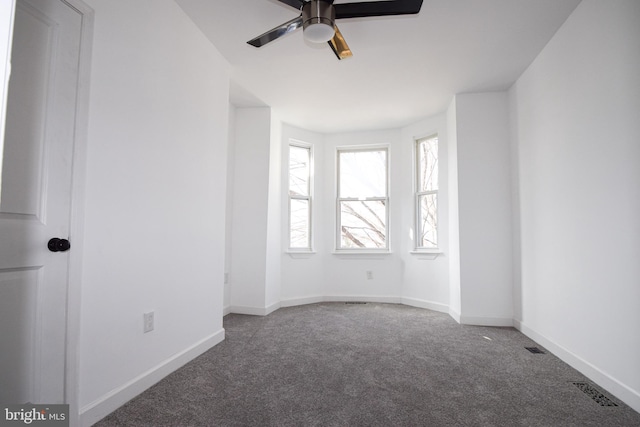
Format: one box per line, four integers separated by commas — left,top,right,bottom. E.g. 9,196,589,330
525,346,545,354
345,302,367,305
573,382,618,407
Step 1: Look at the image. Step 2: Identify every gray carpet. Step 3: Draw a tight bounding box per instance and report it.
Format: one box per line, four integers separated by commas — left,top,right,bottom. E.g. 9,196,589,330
95,303,640,426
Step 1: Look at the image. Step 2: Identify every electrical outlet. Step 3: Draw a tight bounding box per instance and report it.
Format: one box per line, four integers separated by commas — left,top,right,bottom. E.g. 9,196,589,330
366,271,373,280
143,312,154,333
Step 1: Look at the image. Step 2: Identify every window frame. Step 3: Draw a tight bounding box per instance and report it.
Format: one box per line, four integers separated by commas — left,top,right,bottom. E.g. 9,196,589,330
336,145,390,252
414,135,439,251
288,141,313,251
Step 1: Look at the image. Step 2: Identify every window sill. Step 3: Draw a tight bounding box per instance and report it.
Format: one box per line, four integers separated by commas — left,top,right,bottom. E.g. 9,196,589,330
332,251,392,259
286,251,316,259
410,250,443,260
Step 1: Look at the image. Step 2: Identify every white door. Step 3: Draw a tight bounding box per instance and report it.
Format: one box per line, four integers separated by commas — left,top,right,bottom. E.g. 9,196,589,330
0,0,82,404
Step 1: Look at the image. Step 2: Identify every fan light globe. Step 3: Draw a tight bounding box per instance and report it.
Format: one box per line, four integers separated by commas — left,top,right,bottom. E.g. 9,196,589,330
304,22,335,43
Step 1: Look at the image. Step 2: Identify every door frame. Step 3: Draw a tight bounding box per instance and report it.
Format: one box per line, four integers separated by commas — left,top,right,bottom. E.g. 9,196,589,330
0,0,17,162
58,0,93,424
1,0,94,423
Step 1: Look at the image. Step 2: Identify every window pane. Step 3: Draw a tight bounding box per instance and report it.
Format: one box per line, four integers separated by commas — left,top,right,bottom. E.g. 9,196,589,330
339,150,387,198
418,137,438,192
340,200,386,249
289,145,310,197
290,199,310,248
418,193,437,248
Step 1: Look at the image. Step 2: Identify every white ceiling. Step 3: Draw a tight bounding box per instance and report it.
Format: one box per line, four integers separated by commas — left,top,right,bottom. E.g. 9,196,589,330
175,0,581,133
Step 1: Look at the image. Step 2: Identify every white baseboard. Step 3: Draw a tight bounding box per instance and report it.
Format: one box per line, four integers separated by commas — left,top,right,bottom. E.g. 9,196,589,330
448,309,514,327
227,302,281,316
515,320,640,413
401,297,449,314
280,296,324,307
230,296,450,315
79,329,225,427
227,305,268,316
231,296,405,315
459,315,514,327
265,301,281,315
229,298,514,328
447,308,512,327
448,307,461,323
323,295,403,304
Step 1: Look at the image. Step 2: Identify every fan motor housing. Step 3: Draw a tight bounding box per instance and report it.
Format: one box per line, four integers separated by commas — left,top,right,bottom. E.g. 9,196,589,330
302,0,336,31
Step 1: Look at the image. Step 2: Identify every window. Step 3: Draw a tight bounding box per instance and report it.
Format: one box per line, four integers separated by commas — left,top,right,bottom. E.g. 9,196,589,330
415,135,438,249
288,143,312,249
337,147,388,250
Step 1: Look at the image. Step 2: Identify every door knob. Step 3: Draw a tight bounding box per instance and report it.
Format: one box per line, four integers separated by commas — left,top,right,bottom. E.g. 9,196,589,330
48,238,71,252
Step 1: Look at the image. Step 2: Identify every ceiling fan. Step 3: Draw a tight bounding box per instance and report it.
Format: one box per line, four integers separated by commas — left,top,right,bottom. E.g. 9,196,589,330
247,0,424,60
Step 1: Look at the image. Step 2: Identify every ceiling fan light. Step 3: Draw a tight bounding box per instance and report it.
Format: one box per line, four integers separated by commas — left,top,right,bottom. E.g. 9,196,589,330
302,0,336,43
304,22,335,43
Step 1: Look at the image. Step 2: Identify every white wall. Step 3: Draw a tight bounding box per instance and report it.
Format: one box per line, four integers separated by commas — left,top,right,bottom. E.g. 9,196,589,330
400,115,450,311
280,124,326,304
229,94,517,329
224,104,236,311
279,123,451,309
234,117,453,312
229,107,271,312
509,0,640,412
446,99,462,320
322,129,405,300
455,92,513,325
265,115,282,310
78,0,229,423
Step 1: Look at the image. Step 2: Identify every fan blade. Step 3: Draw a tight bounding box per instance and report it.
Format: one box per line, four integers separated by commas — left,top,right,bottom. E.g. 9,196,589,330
277,0,305,10
247,15,303,47
328,25,352,60
335,0,423,19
